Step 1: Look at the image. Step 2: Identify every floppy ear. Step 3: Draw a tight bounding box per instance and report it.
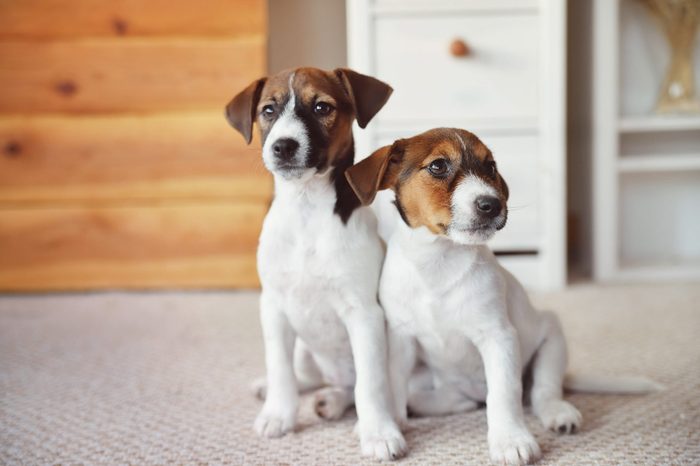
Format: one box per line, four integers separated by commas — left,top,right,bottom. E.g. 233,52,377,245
224,78,266,144
345,141,403,205
335,68,393,129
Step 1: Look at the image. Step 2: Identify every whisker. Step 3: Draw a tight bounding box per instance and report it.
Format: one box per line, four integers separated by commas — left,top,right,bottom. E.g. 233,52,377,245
506,205,532,212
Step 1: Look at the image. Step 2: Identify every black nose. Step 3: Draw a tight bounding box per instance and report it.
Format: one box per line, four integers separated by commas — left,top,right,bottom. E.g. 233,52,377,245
475,196,502,219
272,138,299,160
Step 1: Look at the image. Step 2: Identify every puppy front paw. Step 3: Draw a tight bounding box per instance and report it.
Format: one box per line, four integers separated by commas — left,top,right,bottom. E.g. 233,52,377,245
359,421,408,461
254,406,296,438
537,399,582,434
489,428,541,465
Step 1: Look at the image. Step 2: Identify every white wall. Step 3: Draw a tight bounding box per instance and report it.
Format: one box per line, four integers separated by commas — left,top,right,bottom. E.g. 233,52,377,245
268,0,347,73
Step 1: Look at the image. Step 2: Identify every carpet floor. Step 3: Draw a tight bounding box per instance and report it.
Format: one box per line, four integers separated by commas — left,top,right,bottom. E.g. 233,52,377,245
1,283,699,465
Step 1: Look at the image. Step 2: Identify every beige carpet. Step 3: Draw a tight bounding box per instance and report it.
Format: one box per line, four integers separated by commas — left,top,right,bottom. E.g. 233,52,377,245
1,283,699,465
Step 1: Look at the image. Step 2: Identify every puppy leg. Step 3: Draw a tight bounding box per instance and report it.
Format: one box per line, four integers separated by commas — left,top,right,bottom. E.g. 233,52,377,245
252,339,325,400
294,339,325,390
344,303,407,460
254,293,299,438
530,311,582,434
408,383,479,417
472,324,541,465
387,327,416,427
408,364,434,393
313,385,354,420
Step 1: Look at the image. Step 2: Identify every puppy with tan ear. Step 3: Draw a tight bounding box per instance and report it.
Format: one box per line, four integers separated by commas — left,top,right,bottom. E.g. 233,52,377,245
347,128,660,465
225,68,407,460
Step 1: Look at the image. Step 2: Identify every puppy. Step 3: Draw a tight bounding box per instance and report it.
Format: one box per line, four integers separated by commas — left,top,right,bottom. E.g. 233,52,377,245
225,67,406,460
345,128,659,465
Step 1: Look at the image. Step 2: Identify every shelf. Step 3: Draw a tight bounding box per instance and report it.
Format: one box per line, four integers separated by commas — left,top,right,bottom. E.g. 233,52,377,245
614,262,700,282
618,154,700,173
619,114,700,133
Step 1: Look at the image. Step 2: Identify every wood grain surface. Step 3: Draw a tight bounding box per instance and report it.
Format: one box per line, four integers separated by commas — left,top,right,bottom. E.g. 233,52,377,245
0,0,265,39
0,38,264,114
0,113,269,204
0,202,265,290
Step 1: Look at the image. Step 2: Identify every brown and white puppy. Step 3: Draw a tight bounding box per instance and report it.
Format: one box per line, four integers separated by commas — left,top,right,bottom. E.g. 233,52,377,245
225,67,407,460
347,128,660,464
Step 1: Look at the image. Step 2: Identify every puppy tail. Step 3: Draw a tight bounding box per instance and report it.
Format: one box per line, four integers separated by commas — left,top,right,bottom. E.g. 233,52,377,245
563,373,665,394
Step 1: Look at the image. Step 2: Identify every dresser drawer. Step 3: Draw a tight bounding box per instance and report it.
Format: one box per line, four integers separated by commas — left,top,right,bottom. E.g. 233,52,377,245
374,13,539,124
374,132,540,251
484,134,540,251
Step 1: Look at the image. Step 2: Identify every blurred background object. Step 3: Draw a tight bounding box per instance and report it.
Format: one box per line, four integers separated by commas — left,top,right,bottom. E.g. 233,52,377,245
0,0,698,291
639,0,700,113
0,0,270,290
347,0,566,290
591,0,700,283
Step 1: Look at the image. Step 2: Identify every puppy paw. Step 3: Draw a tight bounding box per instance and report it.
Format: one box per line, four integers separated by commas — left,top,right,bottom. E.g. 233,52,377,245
251,377,267,400
313,387,351,421
253,406,296,438
489,428,541,465
359,421,408,461
537,399,582,434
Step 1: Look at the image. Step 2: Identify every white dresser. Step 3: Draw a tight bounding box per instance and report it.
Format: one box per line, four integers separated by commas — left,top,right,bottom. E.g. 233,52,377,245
347,0,567,290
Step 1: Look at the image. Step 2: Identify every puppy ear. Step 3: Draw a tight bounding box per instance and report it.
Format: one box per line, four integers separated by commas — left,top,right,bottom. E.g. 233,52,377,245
345,141,403,205
335,68,393,129
224,78,266,144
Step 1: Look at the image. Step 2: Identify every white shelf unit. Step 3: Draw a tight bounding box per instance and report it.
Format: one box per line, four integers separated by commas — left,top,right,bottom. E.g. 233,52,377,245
619,114,700,132
347,0,567,290
593,0,700,282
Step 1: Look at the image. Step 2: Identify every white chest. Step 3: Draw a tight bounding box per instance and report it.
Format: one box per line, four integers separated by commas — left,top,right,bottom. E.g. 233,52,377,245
380,228,501,390
257,175,384,355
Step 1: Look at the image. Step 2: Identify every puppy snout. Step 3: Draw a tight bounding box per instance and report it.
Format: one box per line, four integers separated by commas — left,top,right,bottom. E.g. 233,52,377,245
475,196,502,219
272,138,299,160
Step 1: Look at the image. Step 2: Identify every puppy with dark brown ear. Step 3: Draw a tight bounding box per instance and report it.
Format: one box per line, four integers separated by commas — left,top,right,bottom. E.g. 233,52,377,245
346,128,661,465
225,68,407,460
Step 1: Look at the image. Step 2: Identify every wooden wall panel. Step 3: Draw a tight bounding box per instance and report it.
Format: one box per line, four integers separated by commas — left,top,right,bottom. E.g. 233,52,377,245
0,114,269,204
0,0,267,291
0,39,264,114
0,0,265,39
0,203,265,290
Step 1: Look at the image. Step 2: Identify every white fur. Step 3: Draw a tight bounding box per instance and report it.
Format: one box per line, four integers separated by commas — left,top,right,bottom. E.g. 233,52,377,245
377,163,661,464
381,216,579,465
448,175,503,245
261,73,311,178
254,87,406,459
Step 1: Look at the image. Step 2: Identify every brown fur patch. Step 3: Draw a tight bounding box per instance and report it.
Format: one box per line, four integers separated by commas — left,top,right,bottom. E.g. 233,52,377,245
384,128,508,234
228,66,392,223
254,68,356,170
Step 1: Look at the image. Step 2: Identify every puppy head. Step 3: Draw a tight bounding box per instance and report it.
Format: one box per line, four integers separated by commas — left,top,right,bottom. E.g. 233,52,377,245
346,128,509,245
225,67,392,179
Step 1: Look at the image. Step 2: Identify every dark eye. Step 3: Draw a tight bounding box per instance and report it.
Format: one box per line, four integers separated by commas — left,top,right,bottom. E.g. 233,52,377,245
486,160,497,176
427,158,449,177
262,105,275,117
313,102,334,116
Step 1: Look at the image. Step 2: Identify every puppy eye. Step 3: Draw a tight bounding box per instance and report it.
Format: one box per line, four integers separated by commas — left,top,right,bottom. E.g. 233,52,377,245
427,158,450,177
313,102,334,116
486,160,497,176
262,105,275,117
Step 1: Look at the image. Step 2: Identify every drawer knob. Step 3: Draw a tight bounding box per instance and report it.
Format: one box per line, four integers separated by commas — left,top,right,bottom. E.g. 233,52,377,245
449,38,471,57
